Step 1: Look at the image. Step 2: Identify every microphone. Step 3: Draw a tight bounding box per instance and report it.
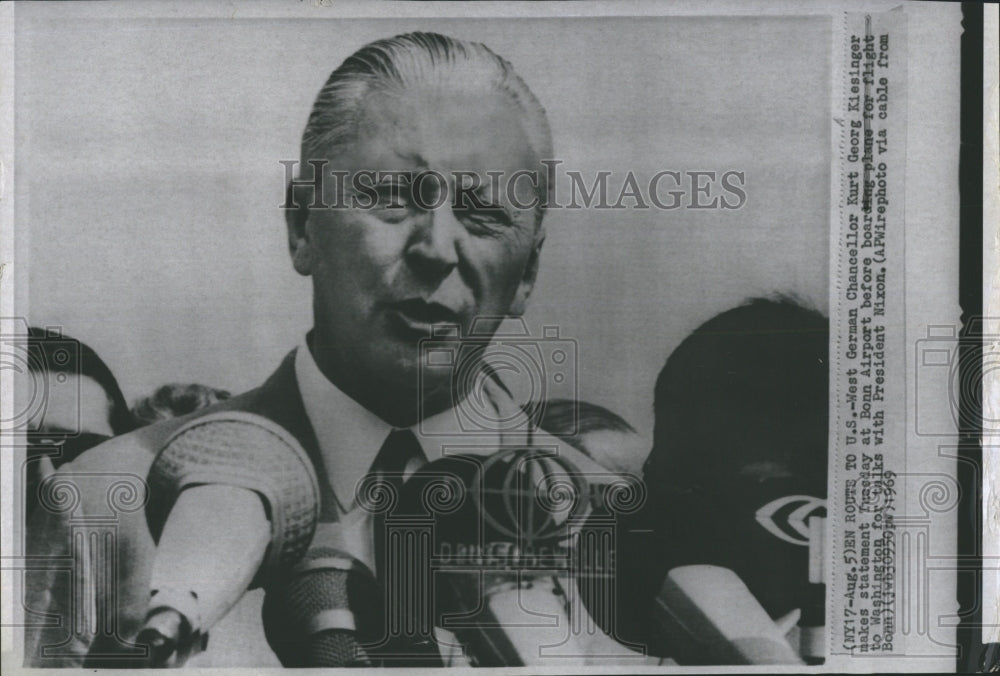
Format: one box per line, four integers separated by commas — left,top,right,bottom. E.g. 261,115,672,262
799,514,826,664
109,412,320,667
262,547,382,667
591,473,828,664
651,565,803,665
392,448,593,667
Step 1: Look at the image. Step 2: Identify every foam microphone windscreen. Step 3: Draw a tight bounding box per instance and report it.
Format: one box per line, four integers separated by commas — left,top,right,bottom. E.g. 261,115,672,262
145,411,321,586
262,547,382,667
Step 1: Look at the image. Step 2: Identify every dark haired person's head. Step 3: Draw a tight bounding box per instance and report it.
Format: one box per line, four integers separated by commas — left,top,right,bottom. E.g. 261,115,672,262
642,297,829,620
525,398,644,475
601,297,829,656
25,327,134,517
26,327,134,441
646,297,829,496
131,383,232,427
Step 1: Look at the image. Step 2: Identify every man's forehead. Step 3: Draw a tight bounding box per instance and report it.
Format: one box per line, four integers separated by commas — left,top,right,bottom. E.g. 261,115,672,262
344,88,540,176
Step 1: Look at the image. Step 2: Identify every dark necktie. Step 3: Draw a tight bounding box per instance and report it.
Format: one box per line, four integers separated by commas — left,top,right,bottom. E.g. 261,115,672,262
370,430,442,666
372,429,419,584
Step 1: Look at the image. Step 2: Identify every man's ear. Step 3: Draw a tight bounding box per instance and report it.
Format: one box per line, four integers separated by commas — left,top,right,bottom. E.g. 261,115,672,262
286,183,312,276
509,231,545,316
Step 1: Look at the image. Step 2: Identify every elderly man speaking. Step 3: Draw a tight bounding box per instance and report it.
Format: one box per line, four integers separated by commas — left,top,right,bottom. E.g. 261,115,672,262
25,33,626,668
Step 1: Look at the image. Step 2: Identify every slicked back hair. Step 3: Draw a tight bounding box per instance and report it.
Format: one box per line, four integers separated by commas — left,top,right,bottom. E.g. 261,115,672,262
294,32,553,223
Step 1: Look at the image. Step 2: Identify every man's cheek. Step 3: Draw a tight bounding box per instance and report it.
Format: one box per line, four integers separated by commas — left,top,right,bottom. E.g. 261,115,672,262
474,229,531,265
480,264,528,309
361,220,414,266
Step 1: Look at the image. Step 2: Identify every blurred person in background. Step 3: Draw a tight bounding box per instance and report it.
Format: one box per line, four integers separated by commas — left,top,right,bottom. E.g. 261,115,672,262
131,383,232,427
523,398,646,476
595,297,829,661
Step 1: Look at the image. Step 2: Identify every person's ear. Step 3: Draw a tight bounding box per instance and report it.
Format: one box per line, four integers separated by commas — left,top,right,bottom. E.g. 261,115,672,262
285,182,312,276
509,231,545,316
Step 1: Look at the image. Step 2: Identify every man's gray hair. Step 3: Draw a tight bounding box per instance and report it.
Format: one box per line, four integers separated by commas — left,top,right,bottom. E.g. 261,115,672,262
300,32,553,201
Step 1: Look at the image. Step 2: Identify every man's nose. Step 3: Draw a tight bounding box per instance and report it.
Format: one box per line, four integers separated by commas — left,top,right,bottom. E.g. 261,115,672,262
405,204,462,280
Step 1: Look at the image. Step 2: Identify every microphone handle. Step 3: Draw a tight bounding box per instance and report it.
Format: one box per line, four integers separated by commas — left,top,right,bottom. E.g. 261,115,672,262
450,576,587,667
654,565,803,665
82,486,270,668
146,484,270,659
438,573,520,666
453,599,523,667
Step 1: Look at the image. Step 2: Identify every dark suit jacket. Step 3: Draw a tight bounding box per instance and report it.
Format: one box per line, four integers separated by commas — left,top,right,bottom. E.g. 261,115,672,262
24,350,618,667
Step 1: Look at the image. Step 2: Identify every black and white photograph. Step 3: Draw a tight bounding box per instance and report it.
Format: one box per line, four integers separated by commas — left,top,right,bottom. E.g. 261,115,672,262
1,1,984,671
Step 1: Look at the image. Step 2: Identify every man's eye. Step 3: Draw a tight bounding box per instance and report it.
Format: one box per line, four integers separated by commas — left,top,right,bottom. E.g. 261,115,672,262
374,186,410,209
372,186,415,222
455,206,512,229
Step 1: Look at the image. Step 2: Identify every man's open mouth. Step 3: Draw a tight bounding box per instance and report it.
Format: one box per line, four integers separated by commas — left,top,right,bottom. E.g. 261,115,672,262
389,299,461,327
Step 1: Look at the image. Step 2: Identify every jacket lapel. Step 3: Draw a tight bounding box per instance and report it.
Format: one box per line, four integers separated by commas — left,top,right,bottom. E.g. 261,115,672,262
244,349,339,522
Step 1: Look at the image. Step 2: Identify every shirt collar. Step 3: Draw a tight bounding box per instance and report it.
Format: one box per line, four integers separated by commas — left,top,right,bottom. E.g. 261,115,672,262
295,338,514,510
295,339,395,511
294,337,616,509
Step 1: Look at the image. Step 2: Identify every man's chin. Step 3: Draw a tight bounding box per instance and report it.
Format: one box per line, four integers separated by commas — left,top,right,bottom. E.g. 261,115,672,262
359,354,455,423
370,343,446,390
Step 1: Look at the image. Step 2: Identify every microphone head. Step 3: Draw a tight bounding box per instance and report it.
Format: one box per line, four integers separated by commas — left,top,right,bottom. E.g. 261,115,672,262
392,449,592,666
145,412,320,586
599,478,825,657
261,547,382,667
394,448,589,547
393,448,590,587
393,450,587,632
656,478,825,619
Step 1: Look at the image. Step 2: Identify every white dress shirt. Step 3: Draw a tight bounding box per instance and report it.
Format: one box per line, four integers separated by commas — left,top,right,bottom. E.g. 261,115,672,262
296,340,529,666
294,339,518,574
